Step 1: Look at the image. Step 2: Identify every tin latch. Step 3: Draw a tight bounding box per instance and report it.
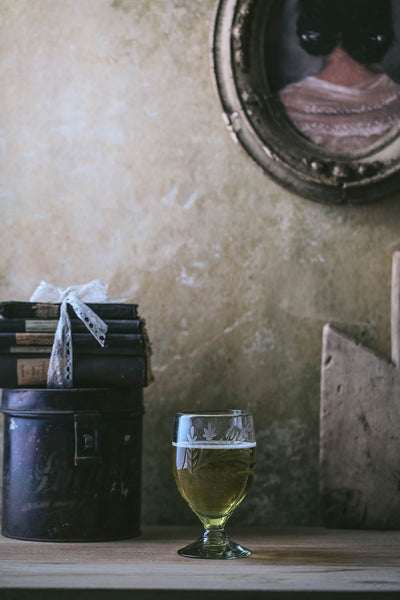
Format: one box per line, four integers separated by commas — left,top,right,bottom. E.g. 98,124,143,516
74,412,102,466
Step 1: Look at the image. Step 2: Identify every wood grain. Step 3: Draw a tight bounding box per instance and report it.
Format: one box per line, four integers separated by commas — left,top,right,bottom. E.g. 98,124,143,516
0,527,399,598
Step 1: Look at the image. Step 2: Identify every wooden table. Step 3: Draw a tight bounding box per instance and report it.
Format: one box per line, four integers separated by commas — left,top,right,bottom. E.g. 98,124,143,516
1,527,400,599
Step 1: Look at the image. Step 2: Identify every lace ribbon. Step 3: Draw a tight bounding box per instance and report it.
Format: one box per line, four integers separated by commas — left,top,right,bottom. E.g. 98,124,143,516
30,280,110,388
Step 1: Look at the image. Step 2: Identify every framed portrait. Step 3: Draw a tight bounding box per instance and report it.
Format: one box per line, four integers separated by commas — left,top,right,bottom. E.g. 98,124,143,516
211,0,400,205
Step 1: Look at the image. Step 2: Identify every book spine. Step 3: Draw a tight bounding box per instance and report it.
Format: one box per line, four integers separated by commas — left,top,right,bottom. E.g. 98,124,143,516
2,346,147,357
0,355,149,387
0,318,144,333
0,302,138,320
0,333,147,351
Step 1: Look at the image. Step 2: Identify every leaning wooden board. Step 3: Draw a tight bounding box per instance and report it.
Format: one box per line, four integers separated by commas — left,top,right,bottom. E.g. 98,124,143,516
320,251,400,529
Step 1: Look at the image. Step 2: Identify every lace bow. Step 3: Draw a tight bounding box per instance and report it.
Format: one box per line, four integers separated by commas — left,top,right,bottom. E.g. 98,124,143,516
30,280,110,388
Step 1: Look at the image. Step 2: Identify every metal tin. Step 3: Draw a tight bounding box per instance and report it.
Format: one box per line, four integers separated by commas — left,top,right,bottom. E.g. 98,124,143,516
1,387,144,542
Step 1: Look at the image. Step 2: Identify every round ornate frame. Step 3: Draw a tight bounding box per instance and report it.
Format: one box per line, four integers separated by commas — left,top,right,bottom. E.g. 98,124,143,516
211,0,400,205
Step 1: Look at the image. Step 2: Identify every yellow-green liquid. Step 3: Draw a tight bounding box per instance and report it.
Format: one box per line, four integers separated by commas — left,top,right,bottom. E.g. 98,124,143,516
173,444,256,527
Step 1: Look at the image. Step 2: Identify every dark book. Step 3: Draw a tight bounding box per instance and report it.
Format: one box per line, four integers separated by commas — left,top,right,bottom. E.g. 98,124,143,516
0,354,152,388
0,333,149,355
0,318,145,334
0,301,138,320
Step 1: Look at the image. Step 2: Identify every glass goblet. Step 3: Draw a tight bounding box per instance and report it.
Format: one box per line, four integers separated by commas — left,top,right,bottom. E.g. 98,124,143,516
172,410,256,559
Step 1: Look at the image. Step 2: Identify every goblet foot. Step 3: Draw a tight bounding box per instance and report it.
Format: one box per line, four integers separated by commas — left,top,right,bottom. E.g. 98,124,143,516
177,526,251,559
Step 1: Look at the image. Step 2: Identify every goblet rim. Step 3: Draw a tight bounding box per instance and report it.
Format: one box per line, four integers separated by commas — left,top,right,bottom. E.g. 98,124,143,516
175,409,253,418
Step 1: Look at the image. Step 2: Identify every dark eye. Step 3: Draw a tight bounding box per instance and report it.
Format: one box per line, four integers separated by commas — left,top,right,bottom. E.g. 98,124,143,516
371,34,385,44
301,30,321,43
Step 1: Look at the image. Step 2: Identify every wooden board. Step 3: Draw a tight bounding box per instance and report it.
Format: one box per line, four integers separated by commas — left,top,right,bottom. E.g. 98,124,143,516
320,251,400,529
0,527,400,598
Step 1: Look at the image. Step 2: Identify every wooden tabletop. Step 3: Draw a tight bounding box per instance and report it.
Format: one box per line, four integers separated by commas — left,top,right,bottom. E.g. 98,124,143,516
1,526,400,599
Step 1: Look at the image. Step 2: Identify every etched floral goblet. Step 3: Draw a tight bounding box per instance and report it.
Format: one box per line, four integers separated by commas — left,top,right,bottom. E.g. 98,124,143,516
172,410,256,559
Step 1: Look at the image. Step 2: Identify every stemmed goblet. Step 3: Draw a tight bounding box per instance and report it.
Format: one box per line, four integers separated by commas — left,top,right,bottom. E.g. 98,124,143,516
172,410,256,559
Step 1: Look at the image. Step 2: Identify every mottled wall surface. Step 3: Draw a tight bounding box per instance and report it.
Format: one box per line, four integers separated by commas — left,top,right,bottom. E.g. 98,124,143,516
1,0,400,527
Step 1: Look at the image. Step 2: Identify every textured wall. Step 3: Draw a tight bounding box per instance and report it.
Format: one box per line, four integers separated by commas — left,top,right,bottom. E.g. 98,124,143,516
1,0,400,527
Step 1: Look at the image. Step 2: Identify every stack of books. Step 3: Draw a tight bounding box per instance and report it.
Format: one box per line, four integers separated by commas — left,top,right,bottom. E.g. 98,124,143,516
0,301,153,388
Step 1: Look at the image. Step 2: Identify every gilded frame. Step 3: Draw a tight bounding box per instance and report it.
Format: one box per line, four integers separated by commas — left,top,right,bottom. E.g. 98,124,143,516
211,0,400,205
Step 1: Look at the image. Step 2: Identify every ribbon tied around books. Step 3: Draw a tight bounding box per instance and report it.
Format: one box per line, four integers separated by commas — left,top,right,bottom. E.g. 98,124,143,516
30,280,110,388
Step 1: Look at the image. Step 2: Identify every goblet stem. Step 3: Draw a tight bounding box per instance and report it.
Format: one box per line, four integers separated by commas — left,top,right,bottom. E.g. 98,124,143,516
177,525,252,559
203,525,228,549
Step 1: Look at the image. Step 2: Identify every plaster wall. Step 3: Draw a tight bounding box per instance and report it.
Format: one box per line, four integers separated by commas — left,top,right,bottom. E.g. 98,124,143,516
1,0,400,526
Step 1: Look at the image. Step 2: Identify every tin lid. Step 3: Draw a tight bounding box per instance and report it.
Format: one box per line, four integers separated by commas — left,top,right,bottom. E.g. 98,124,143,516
0,387,144,414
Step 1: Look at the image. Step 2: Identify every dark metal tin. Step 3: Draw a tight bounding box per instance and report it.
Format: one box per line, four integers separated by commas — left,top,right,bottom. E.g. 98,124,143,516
1,387,144,542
